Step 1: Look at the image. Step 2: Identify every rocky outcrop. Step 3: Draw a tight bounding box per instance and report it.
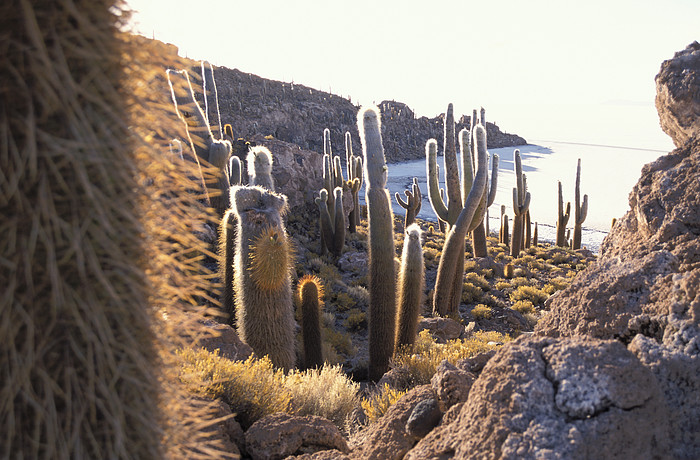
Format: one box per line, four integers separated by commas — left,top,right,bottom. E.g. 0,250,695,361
405,336,669,459
244,413,349,460
149,37,526,164
655,41,700,147
533,43,700,459
181,314,253,362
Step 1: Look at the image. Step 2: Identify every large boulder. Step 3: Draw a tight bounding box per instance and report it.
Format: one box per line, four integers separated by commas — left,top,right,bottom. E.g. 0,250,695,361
405,336,670,459
655,41,700,148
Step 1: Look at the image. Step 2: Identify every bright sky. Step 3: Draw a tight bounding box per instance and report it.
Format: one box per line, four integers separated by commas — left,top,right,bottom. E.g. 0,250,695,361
127,0,697,151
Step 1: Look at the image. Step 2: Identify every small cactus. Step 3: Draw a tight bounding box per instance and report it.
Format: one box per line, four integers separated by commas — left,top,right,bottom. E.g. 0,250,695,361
572,158,588,250
297,275,324,370
359,106,397,382
247,146,275,191
395,224,425,351
533,222,539,247
395,177,422,229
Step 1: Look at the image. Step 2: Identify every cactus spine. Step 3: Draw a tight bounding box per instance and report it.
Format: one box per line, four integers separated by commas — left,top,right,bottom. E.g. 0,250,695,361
359,106,397,381
395,177,422,229
395,224,425,351
247,146,275,191
572,158,588,250
433,125,488,317
297,275,324,370
345,131,363,232
510,150,531,257
232,186,295,370
556,181,571,247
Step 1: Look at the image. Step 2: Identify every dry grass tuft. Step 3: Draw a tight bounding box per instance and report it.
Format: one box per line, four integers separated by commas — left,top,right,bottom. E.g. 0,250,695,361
361,384,408,424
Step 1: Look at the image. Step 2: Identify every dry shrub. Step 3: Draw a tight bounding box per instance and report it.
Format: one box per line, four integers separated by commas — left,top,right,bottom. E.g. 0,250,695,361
285,365,360,430
391,330,511,386
510,285,549,305
361,384,408,424
178,348,291,429
471,303,493,319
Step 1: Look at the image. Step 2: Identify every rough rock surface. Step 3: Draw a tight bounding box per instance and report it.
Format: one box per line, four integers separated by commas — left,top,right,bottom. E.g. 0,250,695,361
655,41,700,147
405,336,669,459
350,385,435,460
430,360,475,410
244,412,348,460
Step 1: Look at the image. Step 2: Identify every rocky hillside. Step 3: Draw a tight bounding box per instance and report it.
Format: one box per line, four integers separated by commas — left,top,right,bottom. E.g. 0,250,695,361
154,38,526,163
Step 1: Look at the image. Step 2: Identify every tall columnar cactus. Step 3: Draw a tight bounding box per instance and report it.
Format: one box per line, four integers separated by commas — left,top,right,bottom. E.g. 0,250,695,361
510,150,531,257
572,158,589,250
345,131,364,232
359,106,397,382
395,177,422,229
556,181,571,247
433,125,488,317
297,275,324,370
395,224,425,351
232,186,296,370
219,207,238,326
247,146,275,191
322,128,345,224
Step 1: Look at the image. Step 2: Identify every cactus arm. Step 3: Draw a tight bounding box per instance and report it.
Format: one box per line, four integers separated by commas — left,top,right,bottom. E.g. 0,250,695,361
426,139,449,223
333,155,344,188
413,178,422,215
459,128,474,205
345,131,353,176
487,154,499,206
166,69,213,162
579,194,588,224
228,156,242,186
323,128,332,156
443,103,462,224
315,189,334,255
201,60,222,139
395,191,410,209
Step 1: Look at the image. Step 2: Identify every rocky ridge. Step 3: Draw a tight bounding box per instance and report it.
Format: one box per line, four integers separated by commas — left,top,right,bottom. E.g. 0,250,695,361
154,37,526,163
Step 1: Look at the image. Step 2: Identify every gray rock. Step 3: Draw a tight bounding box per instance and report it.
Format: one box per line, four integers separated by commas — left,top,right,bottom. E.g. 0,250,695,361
405,336,670,460
416,317,463,343
430,360,475,410
244,412,348,460
405,398,441,438
655,41,700,148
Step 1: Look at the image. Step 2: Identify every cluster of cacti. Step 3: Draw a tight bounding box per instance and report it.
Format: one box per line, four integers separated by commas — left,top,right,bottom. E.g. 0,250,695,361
359,106,398,381
315,187,346,257
231,185,296,371
395,224,425,350
345,131,364,232
433,124,488,316
166,63,234,216
395,177,422,229
510,149,531,257
297,275,325,370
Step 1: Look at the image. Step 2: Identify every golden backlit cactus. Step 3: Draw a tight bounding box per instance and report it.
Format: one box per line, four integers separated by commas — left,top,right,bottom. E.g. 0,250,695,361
297,275,325,369
250,225,292,291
